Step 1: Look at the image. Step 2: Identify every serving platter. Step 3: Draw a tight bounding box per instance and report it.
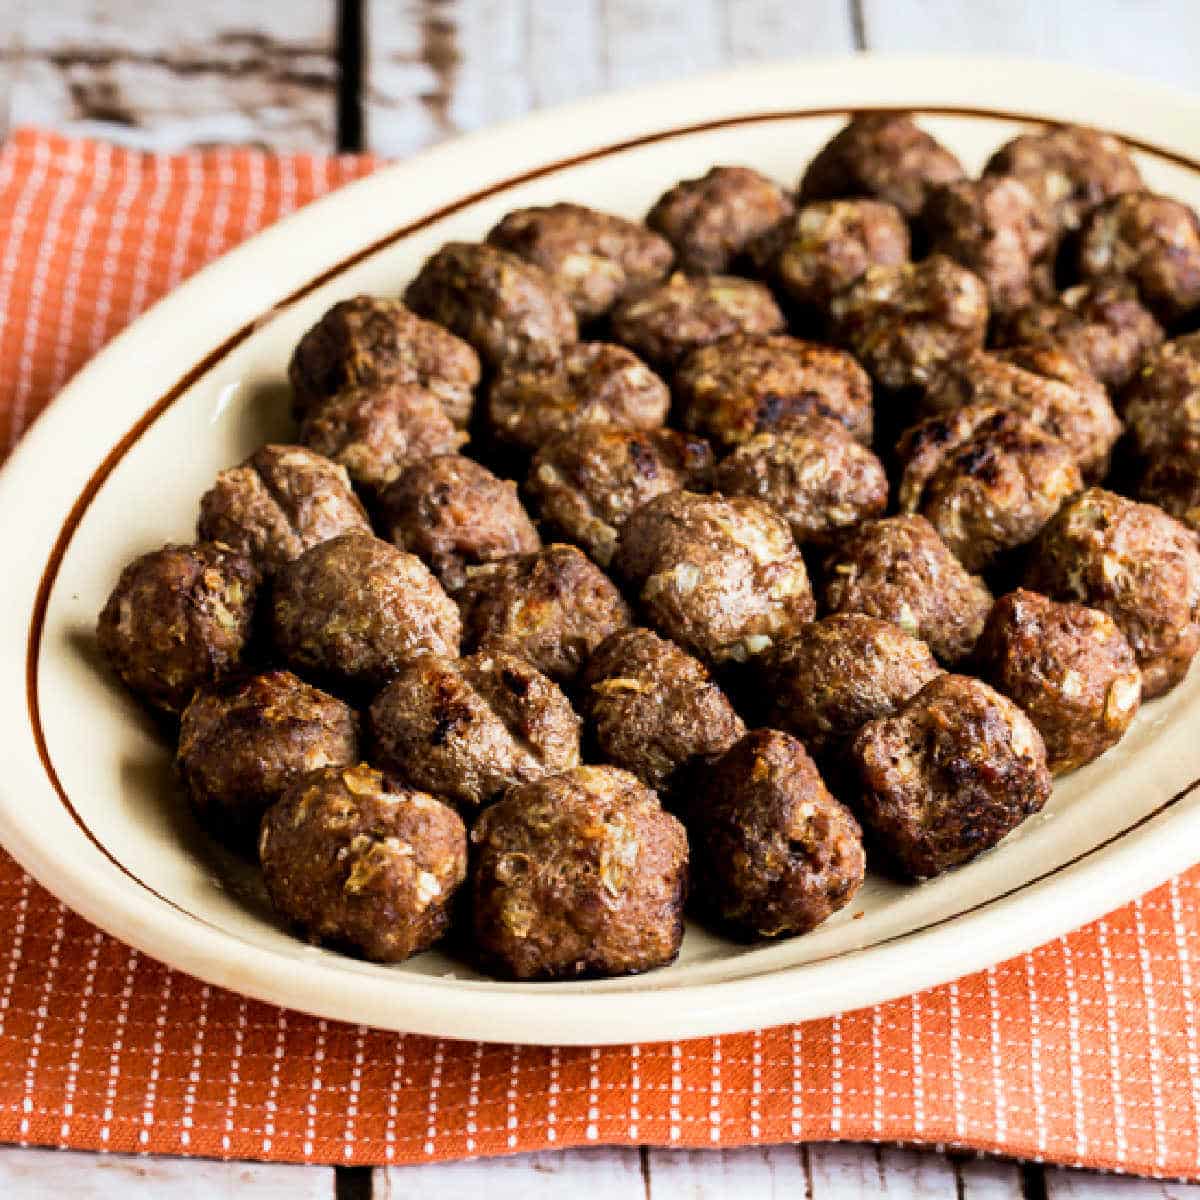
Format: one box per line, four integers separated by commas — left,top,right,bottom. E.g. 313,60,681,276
4,56,1200,1045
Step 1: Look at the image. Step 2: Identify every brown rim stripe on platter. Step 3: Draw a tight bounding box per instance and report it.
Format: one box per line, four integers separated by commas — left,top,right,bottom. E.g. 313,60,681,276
24,103,1200,974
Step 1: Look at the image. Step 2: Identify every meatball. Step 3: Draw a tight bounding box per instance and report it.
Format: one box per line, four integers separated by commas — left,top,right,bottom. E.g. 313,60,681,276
197,444,370,574
920,175,1054,316
525,426,713,567
368,652,580,813
288,295,479,426
689,729,865,941
764,613,943,759
177,670,358,849
404,241,577,369
580,627,745,794
828,254,989,394
1078,192,1200,325
614,490,814,667
1135,442,1200,532
487,202,672,322
994,276,1164,392
260,764,466,963
610,272,785,371
799,112,965,220
486,342,670,457
1023,487,1200,698
377,455,540,591
646,165,795,275
673,333,874,448
983,123,1142,235
712,417,888,547
849,674,1051,880
975,589,1142,774
298,383,467,496
820,514,993,666
456,543,631,684
470,765,688,980
271,532,461,695
1119,332,1200,461
97,541,259,714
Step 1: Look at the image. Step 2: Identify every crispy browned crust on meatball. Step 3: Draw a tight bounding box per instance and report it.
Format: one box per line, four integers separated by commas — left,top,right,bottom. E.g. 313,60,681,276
610,272,785,371
377,454,541,592
820,514,993,666
673,333,874,448
849,673,1051,880
646,165,795,275
828,254,989,393
1135,441,1200,532
580,626,745,793
260,763,466,963
178,670,359,849
486,342,670,456
526,426,713,567
614,490,815,667
456,543,631,684
288,295,480,425
368,652,580,812
487,202,673,321
1120,333,1200,460
974,589,1141,775
97,541,260,714
404,241,578,369
690,729,865,940
1023,487,1200,699
712,417,888,547
799,113,965,220
271,532,461,694
470,765,688,980
764,613,943,758
197,444,370,574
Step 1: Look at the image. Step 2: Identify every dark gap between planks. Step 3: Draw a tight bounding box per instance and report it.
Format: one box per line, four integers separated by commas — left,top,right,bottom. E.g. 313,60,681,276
337,0,365,152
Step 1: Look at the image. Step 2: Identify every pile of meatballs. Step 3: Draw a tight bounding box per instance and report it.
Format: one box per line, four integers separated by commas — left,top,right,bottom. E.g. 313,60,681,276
97,113,1200,982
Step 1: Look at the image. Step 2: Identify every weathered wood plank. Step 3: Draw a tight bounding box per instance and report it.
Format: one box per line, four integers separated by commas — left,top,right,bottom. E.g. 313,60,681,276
725,0,855,61
1045,1166,1200,1197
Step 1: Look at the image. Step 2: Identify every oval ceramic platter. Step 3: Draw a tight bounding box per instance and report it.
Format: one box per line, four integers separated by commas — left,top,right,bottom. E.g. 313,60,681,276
4,57,1200,1045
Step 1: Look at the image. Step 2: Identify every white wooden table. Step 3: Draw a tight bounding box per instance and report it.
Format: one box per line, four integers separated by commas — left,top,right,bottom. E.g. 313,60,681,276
3,2,1200,1196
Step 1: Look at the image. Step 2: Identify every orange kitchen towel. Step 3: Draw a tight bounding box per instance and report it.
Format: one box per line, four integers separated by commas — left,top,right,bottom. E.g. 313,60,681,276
1,127,1199,1178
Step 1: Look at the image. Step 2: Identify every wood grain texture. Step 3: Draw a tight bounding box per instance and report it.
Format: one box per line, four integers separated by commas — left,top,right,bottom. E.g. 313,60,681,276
1044,1167,1200,1197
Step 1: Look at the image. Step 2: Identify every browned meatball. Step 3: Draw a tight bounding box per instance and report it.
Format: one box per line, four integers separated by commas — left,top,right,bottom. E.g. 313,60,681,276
820,515,993,665
799,112,965,220
580,626,745,794
298,383,467,496
1078,192,1200,325
610,272,785,371
975,589,1142,775
404,241,578,369
828,255,989,393
849,673,1051,880
983,123,1143,235
764,614,943,759
260,764,466,963
921,175,1055,316
690,729,865,941
1135,442,1200,531
470,765,688,980
368,652,580,813
525,426,713,567
177,670,358,849
97,542,259,714
486,342,670,456
646,165,795,275
197,444,370,574
1023,487,1200,698
377,455,540,592
994,276,1164,392
487,202,672,321
673,333,874,448
712,417,888,547
456,543,631,684
271,532,461,694
1119,332,1200,461
614,490,815,666
288,295,480,426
